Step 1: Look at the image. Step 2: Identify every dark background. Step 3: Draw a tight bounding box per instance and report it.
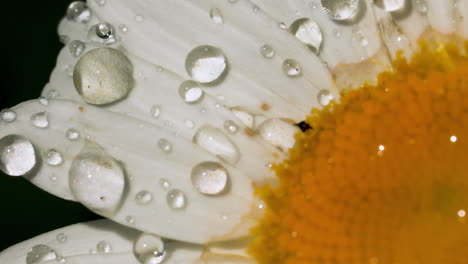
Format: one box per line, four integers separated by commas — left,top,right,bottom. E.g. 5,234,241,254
0,1,99,251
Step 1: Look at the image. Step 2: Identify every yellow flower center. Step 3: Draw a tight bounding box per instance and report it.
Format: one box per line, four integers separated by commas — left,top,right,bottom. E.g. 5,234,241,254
250,41,468,264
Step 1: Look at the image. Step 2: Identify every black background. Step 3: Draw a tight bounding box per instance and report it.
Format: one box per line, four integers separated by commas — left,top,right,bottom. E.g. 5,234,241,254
0,1,100,251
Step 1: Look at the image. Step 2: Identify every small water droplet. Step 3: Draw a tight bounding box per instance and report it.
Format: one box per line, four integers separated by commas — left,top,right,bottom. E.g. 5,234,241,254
96,241,111,254
179,80,204,104
49,175,57,182
96,22,112,38
415,0,428,14
47,89,59,98
374,0,406,12
166,189,187,210
31,112,49,128
227,0,238,3
224,120,239,134
119,24,128,33
56,233,67,243
66,128,80,141
26,245,57,264
56,255,67,264
333,29,342,38
88,22,116,44
193,125,240,165
38,96,49,106
44,149,63,166
185,45,227,84
321,0,360,21
94,0,106,6
289,18,322,53
278,22,287,29
317,89,334,106
0,109,16,123
159,178,171,190
185,119,195,128
158,138,173,153
133,233,166,264
259,44,275,59
68,40,86,57
135,190,153,205
209,8,224,24
89,248,97,254
191,161,229,195
135,14,144,22
253,5,260,12
66,1,91,23
257,119,298,151
230,107,255,128
150,105,161,119
64,64,74,77
282,59,302,77
126,215,135,225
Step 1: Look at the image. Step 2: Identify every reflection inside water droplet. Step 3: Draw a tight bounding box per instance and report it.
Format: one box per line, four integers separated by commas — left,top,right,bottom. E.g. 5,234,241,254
166,189,187,210
0,135,36,177
185,45,227,83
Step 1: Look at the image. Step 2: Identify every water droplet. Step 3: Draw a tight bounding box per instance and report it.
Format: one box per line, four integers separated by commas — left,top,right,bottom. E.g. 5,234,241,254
135,14,144,22
253,5,260,12
88,22,116,44
289,18,322,53
49,175,57,182
96,22,112,38
69,143,125,213
47,89,59,99
230,107,255,128
224,120,239,134
228,0,238,3
56,255,67,263
56,233,67,243
0,109,16,123
119,24,128,33
158,138,172,153
126,215,135,225
64,64,74,77
38,96,49,106
94,0,106,7
96,241,111,254
333,29,342,38
26,245,57,264
31,112,49,128
185,45,227,84
373,0,405,12
185,119,195,129
321,0,360,21
259,44,275,59
282,59,302,77
191,161,228,195
150,105,161,119
73,48,134,105
44,149,63,166
209,8,224,24
159,178,171,190
133,233,166,264
415,0,428,14
257,119,298,151
317,89,334,106
66,1,91,23
179,80,204,104
135,190,153,205
278,22,287,29
166,189,187,210
193,125,240,165
68,40,86,57
0,135,36,177
66,128,80,141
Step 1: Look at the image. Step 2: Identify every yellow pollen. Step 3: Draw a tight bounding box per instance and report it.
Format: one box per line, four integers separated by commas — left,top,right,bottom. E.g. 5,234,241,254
249,41,468,264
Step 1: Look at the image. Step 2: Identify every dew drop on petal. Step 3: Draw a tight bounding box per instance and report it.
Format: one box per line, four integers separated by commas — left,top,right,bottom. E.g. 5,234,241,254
31,112,49,128
135,14,144,22
224,120,239,134
321,0,360,21
317,89,334,106
133,233,166,264
230,107,255,128
185,45,227,84
0,135,36,177
88,22,116,45
209,8,224,24
73,48,134,105
69,143,125,213
66,128,80,141
119,24,128,33
159,178,171,190
38,96,49,106
126,215,136,225
150,105,161,119
289,18,322,53
193,125,240,165
66,1,91,23
96,241,112,254
158,138,173,153
135,190,153,205
166,189,187,210
191,161,228,195
56,233,67,243
415,0,428,14
259,44,275,59
26,245,57,264
185,119,195,129
282,59,302,77
94,0,106,6
179,80,204,104
373,0,406,12
0,109,16,123
68,40,86,57
257,119,298,152
44,149,63,166
278,22,287,29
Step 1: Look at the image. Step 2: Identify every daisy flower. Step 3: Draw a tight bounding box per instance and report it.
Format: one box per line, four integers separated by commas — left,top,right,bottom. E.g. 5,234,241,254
1,0,467,263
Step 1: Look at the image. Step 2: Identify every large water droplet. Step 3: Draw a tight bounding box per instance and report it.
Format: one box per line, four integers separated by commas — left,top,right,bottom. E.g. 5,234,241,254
73,48,134,105
185,45,227,84
191,161,228,195
0,109,16,123
31,112,49,128
259,44,275,59
178,80,204,104
0,135,36,176
44,149,63,166
66,1,91,23
289,18,322,53
282,59,302,77
257,119,298,151
96,241,112,253
88,22,116,44
26,245,57,264
69,143,125,213
209,8,224,24
317,89,334,106
193,125,240,165
373,0,406,11
321,0,360,21
133,233,166,264
69,40,86,57
135,190,153,205
166,189,187,210
158,138,173,153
